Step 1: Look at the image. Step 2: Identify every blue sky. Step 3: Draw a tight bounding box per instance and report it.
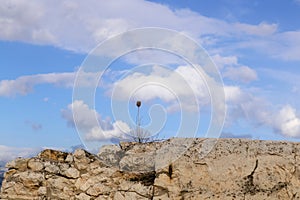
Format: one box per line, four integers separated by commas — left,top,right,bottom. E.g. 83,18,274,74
1,0,300,161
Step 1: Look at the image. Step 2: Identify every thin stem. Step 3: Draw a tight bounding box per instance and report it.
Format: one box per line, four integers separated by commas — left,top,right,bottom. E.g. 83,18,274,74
135,105,140,142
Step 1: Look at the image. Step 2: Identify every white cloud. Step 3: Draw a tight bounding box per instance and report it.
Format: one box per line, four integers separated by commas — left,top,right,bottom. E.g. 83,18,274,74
224,85,300,138
211,54,238,69
234,22,277,36
0,0,298,62
1,0,299,140
223,66,258,83
224,86,244,103
209,54,258,83
224,86,269,125
1,0,298,61
110,65,210,112
109,66,300,138
0,71,98,97
273,105,300,137
85,121,131,141
236,30,300,61
61,100,130,141
122,49,185,66
0,145,42,163
0,72,74,97
0,0,287,58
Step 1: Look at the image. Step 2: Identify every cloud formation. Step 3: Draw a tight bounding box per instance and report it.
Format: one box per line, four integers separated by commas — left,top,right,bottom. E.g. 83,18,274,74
224,85,300,138
61,100,130,141
110,65,211,112
0,0,298,60
0,72,75,97
223,66,258,83
0,145,42,163
0,72,99,97
1,0,299,141
211,54,238,69
273,105,300,137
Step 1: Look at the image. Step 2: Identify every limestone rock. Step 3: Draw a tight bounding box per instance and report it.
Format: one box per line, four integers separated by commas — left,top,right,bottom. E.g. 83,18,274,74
44,162,60,174
38,149,69,162
5,158,29,171
27,158,44,171
1,138,300,199
65,167,80,179
97,144,123,167
76,193,91,200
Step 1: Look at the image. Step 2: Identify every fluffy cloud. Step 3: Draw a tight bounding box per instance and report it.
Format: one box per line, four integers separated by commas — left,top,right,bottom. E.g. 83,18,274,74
210,54,258,84
224,85,300,138
224,86,269,125
61,100,130,141
2,0,297,61
224,86,244,103
0,72,75,97
60,70,300,138
1,0,299,140
273,105,300,137
85,121,131,141
110,65,211,112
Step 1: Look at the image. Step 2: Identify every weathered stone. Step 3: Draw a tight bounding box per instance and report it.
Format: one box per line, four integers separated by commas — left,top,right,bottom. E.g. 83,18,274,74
119,152,155,172
75,175,90,191
74,149,91,170
114,192,126,200
27,159,44,171
37,186,47,195
38,149,68,162
5,158,28,171
44,163,60,174
86,183,105,196
65,167,80,179
65,154,74,163
74,149,89,159
2,138,300,199
97,145,124,167
19,171,44,187
76,193,91,200
59,163,70,174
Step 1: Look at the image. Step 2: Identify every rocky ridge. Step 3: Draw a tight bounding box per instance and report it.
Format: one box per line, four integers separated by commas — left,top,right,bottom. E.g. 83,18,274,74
1,138,300,199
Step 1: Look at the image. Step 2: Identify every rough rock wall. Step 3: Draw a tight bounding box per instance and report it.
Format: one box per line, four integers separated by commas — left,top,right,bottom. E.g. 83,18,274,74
1,138,300,199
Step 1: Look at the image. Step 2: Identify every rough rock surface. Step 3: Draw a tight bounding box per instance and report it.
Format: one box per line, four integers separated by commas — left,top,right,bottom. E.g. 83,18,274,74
1,138,300,199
